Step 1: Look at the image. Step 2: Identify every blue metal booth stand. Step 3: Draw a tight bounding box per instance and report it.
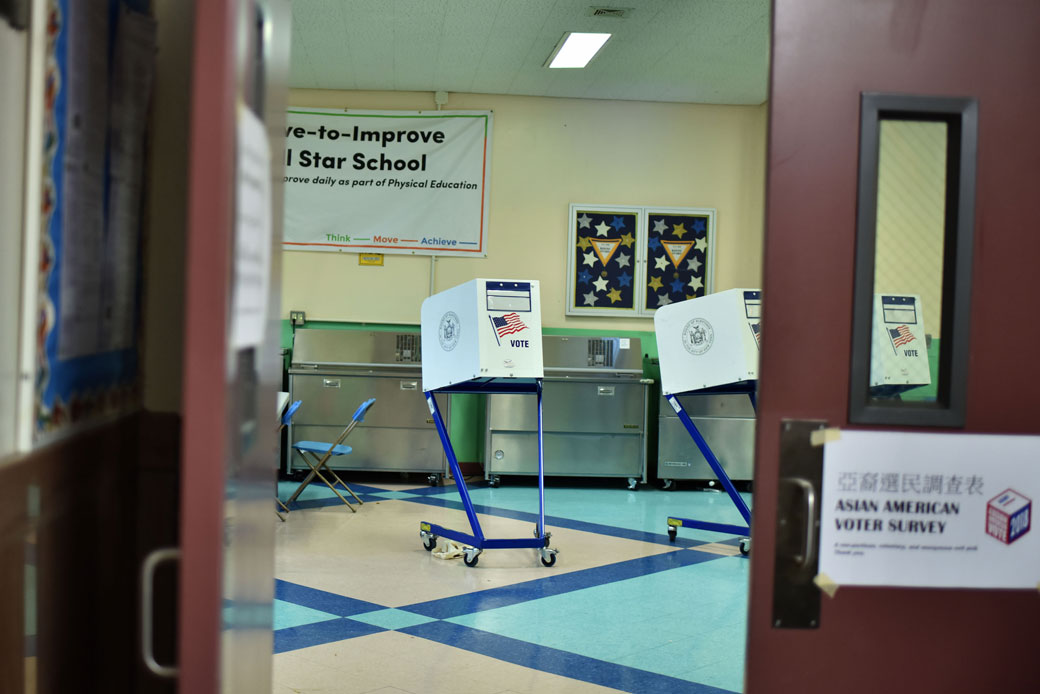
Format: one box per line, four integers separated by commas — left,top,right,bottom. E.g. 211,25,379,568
419,379,558,567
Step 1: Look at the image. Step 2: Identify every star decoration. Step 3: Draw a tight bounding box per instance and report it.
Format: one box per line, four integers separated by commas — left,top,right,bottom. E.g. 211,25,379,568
670,278,685,293
648,275,663,291
657,293,673,307
607,288,622,304
577,269,592,285
648,235,661,251
695,237,707,252
693,217,706,233
688,256,702,272
688,276,704,291
654,255,669,271
617,271,633,288
583,251,597,267
595,221,611,237
615,252,631,268
576,236,591,251
583,291,597,306
577,213,592,229
672,222,688,239
593,276,609,292
620,232,635,248
652,218,667,234
610,215,626,231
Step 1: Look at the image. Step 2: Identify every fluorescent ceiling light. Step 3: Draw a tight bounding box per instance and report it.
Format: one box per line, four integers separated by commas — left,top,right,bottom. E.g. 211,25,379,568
545,32,611,68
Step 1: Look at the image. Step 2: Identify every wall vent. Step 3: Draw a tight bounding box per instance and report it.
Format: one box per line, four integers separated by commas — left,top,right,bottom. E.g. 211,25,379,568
587,339,615,368
395,334,421,363
587,7,632,19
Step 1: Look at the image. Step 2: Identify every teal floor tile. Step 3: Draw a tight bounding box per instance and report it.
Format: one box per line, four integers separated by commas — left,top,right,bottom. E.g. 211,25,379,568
273,599,341,630
349,608,438,631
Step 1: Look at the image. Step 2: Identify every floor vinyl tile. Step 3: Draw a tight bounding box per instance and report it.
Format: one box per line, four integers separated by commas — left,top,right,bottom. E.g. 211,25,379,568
274,476,749,694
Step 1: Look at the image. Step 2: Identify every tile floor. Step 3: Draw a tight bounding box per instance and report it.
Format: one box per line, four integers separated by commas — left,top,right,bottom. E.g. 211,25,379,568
273,476,752,694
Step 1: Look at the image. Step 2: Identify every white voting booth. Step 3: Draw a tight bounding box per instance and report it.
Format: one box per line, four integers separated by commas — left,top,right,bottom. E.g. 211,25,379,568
418,279,558,567
420,279,544,390
653,288,760,553
870,294,931,394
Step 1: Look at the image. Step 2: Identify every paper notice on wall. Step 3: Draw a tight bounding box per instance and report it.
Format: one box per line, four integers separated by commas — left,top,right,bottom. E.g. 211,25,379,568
819,429,1040,589
231,105,273,349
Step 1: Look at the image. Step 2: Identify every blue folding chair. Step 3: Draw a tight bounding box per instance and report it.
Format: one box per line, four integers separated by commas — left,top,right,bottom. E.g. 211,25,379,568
284,398,376,512
276,400,303,520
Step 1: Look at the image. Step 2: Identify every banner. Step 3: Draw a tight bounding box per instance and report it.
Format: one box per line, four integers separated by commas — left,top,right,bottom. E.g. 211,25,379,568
282,108,492,257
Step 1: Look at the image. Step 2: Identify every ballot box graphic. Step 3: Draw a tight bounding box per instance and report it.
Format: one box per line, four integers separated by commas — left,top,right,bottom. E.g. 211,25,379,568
421,279,544,392
986,489,1031,545
869,294,931,392
655,288,762,395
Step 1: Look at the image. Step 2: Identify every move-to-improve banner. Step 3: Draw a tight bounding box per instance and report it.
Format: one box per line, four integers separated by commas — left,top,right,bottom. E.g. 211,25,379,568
282,108,492,257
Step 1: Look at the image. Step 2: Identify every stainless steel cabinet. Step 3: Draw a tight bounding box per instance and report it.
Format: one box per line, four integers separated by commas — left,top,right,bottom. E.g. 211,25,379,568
288,330,447,479
485,336,649,488
657,392,755,483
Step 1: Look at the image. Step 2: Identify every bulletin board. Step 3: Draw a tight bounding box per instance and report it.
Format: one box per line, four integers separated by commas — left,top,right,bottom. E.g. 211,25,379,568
34,0,156,441
565,204,715,317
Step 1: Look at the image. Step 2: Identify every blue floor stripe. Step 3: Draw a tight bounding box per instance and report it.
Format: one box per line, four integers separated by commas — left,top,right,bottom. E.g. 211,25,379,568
400,621,733,694
275,580,386,616
273,617,386,654
401,549,723,620
407,494,714,547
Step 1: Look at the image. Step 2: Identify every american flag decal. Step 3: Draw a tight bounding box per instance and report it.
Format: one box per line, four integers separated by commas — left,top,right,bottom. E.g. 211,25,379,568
492,312,527,338
750,323,761,348
890,325,915,348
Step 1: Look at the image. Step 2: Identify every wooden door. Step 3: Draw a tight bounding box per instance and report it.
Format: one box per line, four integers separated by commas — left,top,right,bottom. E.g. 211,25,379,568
747,1,1040,691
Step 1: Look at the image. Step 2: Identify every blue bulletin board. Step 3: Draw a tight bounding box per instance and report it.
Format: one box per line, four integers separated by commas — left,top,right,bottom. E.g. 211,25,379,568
566,204,715,318
35,0,155,441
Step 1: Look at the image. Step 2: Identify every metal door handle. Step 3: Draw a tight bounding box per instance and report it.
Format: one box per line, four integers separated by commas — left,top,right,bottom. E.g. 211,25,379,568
597,385,615,396
400,380,418,390
784,477,817,570
323,378,341,388
141,547,180,678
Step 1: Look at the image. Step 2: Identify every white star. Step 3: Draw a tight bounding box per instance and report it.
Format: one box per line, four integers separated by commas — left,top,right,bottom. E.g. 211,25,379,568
653,218,667,234
615,252,631,268
583,291,597,306
687,256,702,272
593,276,609,292
577,213,592,229
654,255,669,271
688,276,703,291
695,237,707,252
594,221,611,237
657,293,673,307
583,251,596,267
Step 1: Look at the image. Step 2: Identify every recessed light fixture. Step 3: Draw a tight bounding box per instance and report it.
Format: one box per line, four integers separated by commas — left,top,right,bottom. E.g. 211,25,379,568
544,32,611,69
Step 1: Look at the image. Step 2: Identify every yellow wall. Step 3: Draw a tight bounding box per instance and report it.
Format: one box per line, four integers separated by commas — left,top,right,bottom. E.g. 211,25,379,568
282,90,767,331
874,120,947,338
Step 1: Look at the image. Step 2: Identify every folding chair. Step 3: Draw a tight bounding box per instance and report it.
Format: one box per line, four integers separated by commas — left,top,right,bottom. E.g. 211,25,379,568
276,400,302,520
285,398,376,512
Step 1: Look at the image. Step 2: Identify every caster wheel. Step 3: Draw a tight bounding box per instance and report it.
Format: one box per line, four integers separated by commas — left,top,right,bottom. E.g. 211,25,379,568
661,479,675,491
463,551,480,567
627,477,638,491
488,476,501,488
739,538,751,556
540,552,557,567
422,534,437,551
667,526,677,543
427,474,441,487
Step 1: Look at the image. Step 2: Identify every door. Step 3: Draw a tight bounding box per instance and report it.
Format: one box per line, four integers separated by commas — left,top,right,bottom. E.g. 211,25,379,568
176,0,289,692
747,1,1040,692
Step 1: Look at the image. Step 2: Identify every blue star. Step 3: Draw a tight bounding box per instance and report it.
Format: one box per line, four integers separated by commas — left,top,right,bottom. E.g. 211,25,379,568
610,215,626,231
693,218,706,233
618,271,633,288
670,278,685,294
648,235,661,251
578,269,592,285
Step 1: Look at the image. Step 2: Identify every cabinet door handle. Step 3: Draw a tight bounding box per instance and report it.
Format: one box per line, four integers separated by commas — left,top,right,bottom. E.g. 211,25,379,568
323,378,341,388
597,386,615,396
400,381,418,390
140,547,180,678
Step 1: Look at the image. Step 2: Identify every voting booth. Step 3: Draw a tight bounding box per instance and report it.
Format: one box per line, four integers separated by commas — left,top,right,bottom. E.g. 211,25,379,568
418,279,558,567
870,294,931,396
653,289,760,553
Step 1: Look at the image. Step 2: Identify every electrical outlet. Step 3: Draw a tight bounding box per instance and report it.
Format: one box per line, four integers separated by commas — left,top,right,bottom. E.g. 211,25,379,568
290,311,306,326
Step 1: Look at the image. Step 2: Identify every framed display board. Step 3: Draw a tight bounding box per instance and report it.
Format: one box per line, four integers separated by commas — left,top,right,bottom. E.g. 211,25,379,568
566,204,715,317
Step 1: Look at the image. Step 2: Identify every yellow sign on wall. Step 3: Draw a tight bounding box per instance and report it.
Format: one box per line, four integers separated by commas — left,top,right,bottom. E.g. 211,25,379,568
359,253,384,266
